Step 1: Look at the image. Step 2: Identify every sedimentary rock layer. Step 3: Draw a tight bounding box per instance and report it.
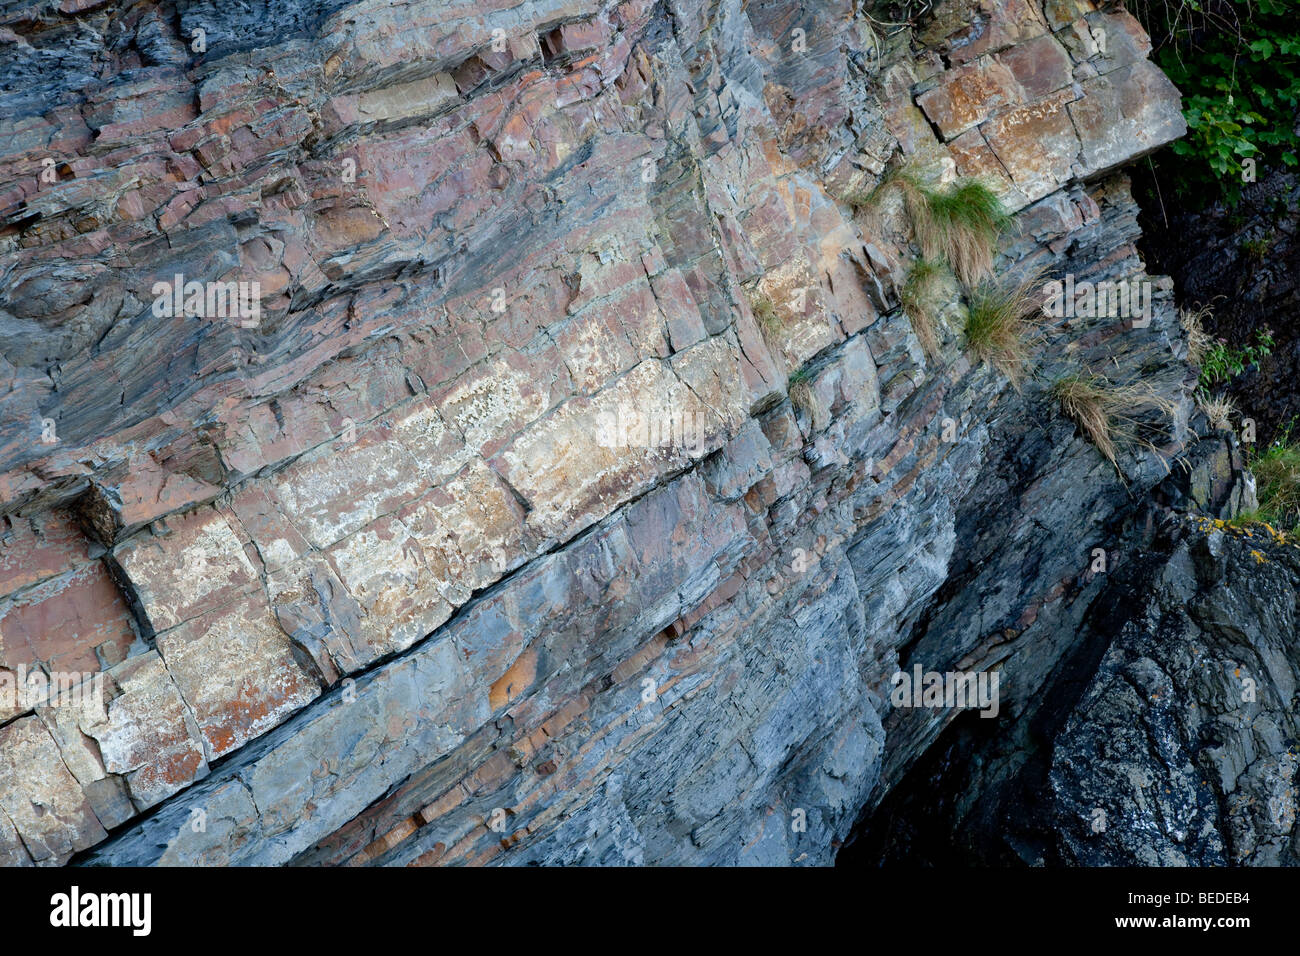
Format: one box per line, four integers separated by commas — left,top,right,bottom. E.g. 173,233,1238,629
0,0,1197,865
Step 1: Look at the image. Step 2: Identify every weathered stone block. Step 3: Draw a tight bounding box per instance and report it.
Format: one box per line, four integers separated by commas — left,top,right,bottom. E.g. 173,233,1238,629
156,592,319,759
0,561,136,680
916,59,1023,140
115,508,259,632
0,716,106,864
1070,60,1188,176
0,512,93,599
72,651,209,810
323,516,454,661
983,90,1082,203
995,33,1074,100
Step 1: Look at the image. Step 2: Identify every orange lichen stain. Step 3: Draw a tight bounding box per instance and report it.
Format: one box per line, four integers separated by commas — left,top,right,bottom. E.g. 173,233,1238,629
207,724,236,755
144,747,204,790
1251,549,1268,564
489,647,537,710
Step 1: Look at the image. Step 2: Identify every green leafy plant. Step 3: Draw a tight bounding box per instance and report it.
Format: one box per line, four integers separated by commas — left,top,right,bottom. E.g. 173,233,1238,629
1197,327,1275,389
1133,0,1300,203
1240,234,1274,259
1241,419,1300,532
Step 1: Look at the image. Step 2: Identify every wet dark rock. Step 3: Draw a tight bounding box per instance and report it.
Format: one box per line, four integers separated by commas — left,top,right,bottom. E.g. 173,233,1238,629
1137,163,1300,445
843,434,1300,867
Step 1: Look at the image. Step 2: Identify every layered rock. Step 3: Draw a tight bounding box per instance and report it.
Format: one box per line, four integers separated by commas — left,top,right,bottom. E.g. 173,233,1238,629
0,0,1200,866
844,435,1300,867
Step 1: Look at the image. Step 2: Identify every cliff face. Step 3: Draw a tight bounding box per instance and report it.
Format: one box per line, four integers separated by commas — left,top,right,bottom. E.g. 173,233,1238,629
842,434,1300,867
0,0,1233,867
1138,163,1300,448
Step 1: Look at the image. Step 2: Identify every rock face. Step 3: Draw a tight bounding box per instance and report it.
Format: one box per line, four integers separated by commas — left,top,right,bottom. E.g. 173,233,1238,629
1049,515,1300,867
843,434,1300,867
1137,162,1300,447
6,0,1269,869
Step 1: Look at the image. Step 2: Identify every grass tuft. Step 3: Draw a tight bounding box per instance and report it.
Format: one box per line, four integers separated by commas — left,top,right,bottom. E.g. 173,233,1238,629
1180,304,1213,366
788,370,828,431
963,273,1044,386
748,289,785,360
1050,373,1177,468
1197,390,1236,432
900,258,946,359
903,177,1012,287
1244,421,1300,533
750,290,780,335
841,163,907,211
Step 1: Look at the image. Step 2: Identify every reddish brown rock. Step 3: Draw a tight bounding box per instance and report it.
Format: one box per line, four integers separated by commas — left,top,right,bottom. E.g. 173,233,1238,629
944,0,1049,65
92,452,223,540
946,127,1026,211
155,591,319,759
982,90,1082,203
0,512,93,598
916,59,1024,140
995,33,1074,99
1070,60,1188,175
0,560,136,678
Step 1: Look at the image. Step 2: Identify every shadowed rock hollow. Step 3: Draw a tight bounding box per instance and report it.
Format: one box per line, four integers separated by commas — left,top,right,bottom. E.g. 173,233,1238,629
1,0,1290,868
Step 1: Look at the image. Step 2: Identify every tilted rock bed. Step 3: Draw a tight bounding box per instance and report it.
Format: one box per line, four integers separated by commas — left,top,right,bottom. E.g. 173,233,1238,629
3,0,1276,867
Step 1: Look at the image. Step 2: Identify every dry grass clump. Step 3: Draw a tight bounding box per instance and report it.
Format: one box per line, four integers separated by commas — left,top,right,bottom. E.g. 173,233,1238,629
841,163,907,211
748,289,783,353
844,168,1010,289
901,176,1011,287
1050,373,1178,467
788,369,828,431
1197,390,1236,432
963,273,1045,386
847,165,1024,371
1180,304,1214,365
900,258,945,359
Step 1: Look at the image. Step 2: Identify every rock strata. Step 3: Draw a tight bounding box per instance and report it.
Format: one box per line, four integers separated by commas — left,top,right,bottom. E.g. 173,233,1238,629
0,0,1228,867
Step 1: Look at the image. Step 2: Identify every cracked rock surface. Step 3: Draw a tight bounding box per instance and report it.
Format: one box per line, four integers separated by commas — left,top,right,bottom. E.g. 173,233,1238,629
7,0,1280,869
